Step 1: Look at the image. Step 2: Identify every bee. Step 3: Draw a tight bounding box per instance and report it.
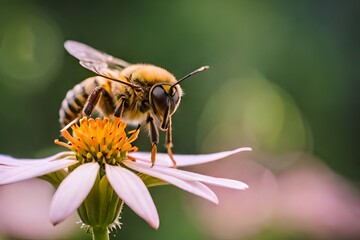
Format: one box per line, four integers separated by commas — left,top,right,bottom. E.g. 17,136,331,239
60,40,208,167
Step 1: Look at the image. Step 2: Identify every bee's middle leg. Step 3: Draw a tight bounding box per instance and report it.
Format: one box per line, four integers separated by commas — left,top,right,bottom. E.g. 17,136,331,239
83,86,114,116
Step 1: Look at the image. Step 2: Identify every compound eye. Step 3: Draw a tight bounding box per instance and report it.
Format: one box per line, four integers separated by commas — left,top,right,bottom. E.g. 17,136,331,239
170,88,180,105
151,85,167,112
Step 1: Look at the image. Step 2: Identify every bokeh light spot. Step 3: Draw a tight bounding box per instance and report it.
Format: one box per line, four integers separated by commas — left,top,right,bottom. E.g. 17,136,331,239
197,71,312,158
0,9,62,93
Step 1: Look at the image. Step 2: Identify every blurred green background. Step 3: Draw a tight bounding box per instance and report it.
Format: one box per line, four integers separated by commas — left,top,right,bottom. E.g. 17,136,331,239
0,1,359,239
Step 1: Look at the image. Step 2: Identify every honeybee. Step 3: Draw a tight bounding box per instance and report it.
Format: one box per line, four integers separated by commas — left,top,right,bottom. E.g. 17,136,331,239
60,40,208,166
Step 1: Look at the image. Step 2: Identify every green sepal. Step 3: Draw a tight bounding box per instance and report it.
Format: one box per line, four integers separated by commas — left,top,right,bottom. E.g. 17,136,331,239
39,169,67,188
77,199,90,225
138,173,168,188
81,172,101,225
110,198,123,226
98,176,110,224
77,171,123,229
99,175,122,225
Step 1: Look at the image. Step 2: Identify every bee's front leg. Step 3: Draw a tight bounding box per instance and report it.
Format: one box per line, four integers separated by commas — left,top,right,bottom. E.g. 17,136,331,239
114,96,126,118
147,115,159,167
165,119,177,168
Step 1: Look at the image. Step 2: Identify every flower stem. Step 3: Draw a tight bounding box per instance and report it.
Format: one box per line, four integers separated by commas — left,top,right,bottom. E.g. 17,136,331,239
92,226,109,240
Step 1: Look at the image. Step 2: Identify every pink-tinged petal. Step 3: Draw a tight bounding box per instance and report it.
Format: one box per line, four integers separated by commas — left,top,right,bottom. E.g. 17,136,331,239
171,170,248,190
129,147,252,167
127,160,248,190
0,152,74,167
50,162,99,225
105,164,159,229
125,160,218,204
0,159,78,185
0,165,13,172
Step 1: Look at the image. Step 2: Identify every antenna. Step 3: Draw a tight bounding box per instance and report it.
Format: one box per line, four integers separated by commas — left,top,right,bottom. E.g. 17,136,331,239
172,66,209,87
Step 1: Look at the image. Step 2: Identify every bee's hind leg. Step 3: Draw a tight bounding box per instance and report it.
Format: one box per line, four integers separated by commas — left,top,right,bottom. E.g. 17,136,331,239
165,119,176,168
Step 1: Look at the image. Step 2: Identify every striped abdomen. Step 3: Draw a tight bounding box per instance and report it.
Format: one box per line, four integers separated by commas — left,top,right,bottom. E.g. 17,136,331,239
59,77,111,128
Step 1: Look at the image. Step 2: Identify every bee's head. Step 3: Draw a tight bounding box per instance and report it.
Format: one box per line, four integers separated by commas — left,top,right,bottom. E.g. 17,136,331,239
146,65,208,131
150,83,182,130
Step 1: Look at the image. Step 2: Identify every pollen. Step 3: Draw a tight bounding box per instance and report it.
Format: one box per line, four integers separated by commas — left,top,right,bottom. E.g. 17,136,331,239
55,117,139,165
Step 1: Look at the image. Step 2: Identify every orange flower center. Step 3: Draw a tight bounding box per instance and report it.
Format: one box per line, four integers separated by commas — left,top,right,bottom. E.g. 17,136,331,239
55,117,139,165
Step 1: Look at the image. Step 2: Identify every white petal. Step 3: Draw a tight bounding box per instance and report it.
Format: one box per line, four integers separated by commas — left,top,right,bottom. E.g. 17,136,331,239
125,160,218,204
127,160,248,190
129,147,252,167
105,164,159,229
0,159,78,185
50,162,99,225
0,152,74,167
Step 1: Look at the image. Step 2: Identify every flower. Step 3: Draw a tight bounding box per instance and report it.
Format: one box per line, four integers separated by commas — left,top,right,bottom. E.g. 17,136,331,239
0,116,251,230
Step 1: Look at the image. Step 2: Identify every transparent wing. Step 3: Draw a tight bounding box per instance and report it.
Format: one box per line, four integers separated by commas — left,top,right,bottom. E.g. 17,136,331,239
64,40,140,89
64,40,131,68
